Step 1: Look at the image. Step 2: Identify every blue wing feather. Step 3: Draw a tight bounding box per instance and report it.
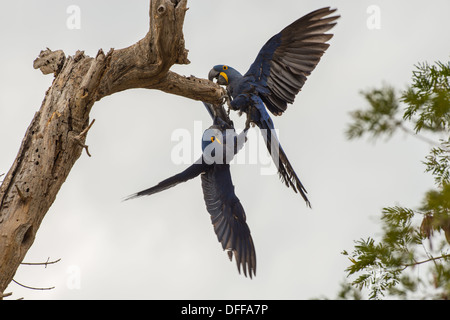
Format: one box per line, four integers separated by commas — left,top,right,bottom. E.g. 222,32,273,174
124,160,207,200
201,164,256,278
244,7,339,115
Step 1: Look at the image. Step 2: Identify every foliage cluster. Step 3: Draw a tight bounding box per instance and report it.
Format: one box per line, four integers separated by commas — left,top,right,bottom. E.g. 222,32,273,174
342,61,450,299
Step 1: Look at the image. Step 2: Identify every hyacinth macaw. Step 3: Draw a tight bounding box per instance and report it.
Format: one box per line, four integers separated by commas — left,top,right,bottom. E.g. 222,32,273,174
125,103,256,278
208,7,339,207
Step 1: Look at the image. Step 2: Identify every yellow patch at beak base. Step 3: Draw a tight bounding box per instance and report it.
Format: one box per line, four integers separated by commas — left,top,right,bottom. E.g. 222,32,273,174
219,72,228,84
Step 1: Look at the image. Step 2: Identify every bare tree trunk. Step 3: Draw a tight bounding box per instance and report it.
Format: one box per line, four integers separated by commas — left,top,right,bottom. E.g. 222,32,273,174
0,0,223,296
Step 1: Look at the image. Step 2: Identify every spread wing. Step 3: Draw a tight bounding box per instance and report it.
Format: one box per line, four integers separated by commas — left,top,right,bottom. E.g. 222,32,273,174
124,160,207,200
201,164,256,278
245,7,339,115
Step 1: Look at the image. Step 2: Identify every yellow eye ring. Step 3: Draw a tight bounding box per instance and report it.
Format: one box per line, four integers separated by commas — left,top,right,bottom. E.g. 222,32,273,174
223,65,228,70
211,136,215,142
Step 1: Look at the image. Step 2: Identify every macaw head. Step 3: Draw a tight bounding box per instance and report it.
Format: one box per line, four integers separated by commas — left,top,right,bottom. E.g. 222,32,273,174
201,120,229,154
208,65,242,85
202,120,243,165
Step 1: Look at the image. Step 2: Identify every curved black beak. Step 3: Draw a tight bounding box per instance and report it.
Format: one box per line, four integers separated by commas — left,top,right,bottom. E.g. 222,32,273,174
208,68,220,82
208,68,229,85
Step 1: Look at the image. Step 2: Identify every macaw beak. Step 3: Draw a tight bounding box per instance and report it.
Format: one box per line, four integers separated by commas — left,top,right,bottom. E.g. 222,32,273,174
208,68,219,81
211,136,222,144
208,68,228,85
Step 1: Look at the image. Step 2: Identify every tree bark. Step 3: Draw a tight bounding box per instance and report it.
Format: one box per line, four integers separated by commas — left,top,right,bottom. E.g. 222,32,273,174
0,0,224,296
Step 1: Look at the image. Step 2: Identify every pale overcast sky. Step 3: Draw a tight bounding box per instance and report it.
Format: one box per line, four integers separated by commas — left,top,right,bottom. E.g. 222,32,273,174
1,0,449,299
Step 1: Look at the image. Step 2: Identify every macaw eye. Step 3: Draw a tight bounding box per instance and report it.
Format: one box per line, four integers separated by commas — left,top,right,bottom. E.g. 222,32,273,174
223,65,228,70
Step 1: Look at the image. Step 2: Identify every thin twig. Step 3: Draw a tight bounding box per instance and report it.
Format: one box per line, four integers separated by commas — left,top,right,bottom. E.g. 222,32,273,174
400,253,450,270
21,257,61,268
73,119,96,157
12,279,55,291
398,123,442,147
79,118,96,138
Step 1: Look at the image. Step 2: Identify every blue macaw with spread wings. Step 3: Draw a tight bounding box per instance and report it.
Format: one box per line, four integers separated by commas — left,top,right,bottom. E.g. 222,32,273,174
125,102,256,278
208,7,339,207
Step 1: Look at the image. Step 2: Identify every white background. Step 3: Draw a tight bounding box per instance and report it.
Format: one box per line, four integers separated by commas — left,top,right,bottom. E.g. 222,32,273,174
1,0,449,299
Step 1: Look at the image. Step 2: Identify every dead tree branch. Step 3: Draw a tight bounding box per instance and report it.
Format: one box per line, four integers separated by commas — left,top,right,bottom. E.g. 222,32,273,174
0,0,224,296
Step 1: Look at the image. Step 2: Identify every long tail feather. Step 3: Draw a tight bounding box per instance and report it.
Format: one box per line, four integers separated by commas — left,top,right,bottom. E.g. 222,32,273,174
259,119,311,207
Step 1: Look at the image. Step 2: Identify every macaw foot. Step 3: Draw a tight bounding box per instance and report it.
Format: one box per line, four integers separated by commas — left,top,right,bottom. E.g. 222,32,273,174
218,94,232,116
220,92,232,107
244,112,256,130
245,116,251,130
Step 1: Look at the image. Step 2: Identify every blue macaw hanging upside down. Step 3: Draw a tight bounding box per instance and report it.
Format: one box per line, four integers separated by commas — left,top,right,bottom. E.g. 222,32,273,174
126,102,256,278
209,7,339,207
